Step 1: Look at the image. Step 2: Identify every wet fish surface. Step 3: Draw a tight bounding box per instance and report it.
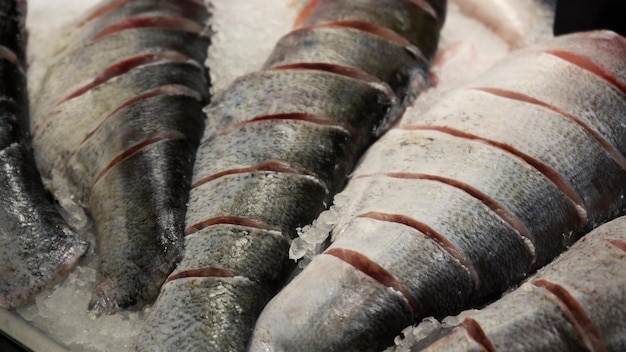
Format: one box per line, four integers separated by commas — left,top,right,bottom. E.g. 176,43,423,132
396,215,626,351
0,0,88,308
249,30,626,351
29,0,211,312
131,0,446,350
450,0,556,48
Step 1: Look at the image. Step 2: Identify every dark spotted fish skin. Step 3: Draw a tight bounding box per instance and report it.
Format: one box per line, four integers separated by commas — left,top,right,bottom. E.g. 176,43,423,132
131,0,445,350
0,0,88,308
409,215,626,352
29,0,211,312
249,31,626,351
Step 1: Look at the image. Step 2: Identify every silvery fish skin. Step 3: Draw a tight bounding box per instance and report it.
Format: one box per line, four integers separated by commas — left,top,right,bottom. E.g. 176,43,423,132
29,0,210,312
131,0,445,350
0,0,88,308
450,0,556,48
403,215,626,352
249,31,626,351
47,0,209,57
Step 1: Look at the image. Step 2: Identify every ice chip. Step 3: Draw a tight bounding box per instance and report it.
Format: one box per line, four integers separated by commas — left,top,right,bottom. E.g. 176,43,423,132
206,0,297,94
441,309,481,328
289,237,309,260
410,317,443,340
50,168,90,231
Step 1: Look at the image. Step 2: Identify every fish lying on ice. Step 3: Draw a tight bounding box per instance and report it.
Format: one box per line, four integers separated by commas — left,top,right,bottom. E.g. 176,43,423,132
131,0,446,350
396,0,556,128
0,0,88,308
29,0,211,312
249,30,626,351
450,0,556,48
395,214,626,351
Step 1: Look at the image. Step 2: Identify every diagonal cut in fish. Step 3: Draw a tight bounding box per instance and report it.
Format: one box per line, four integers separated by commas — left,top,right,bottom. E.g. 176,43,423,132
131,0,446,350
249,30,626,351
29,0,211,312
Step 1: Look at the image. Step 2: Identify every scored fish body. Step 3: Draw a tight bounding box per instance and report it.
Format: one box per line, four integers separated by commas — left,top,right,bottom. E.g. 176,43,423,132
47,0,209,57
29,0,211,312
131,0,445,350
248,31,626,351
0,0,88,308
400,215,626,352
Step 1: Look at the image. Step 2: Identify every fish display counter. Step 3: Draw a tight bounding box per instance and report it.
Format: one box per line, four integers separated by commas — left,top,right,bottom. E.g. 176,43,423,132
2,0,625,351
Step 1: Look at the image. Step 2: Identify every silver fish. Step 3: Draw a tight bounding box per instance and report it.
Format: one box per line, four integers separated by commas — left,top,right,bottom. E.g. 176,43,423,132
249,30,626,351
450,0,556,48
131,0,446,350
29,0,211,312
0,0,88,308
400,215,626,351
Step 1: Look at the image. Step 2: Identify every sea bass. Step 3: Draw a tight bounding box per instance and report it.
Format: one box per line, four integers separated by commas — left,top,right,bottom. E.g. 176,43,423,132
396,215,626,351
29,0,211,312
0,0,88,308
132,0,445,350
249,30,626,351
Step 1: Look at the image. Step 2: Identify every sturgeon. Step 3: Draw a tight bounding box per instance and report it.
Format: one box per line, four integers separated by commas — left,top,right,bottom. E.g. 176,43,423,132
0,0,88,308
249,30,626,351
29,0,211,312
131,0,445,350
398,215,626,351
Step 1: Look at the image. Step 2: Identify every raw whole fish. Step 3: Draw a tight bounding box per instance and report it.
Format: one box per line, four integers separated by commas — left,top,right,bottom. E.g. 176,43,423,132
29,0,211,312
131,0,445,350
395,215,626,351
0,0,88,308
249,30,626,351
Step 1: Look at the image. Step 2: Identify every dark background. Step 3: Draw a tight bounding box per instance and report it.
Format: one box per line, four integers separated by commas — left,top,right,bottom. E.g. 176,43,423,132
554,0,626,36
0,332,31,352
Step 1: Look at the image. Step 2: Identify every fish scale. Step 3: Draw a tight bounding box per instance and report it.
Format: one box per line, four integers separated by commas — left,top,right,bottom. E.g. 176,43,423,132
351,129,581,261
193,119,354,194
29,0,211,312
525,31,626,84
464,49,626,164
202,68,396,145
66,94,203,200
53,0,209,55
0,0,88,308
33,61,207,183
334,217,476,310
404,88,626,228
186,172,328,235
264,25,426,103
132,0,445,350
32,29,210,122
171,225,290,286
297,0,442,59
412,215,626,351
249,30,626,351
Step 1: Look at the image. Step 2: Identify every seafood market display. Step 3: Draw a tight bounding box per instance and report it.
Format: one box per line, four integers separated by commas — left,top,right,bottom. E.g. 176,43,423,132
0,0,88,308
249,30,626,351
132,0,446,350
2,0,625,351
29,0,211,312
395,215,626,351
